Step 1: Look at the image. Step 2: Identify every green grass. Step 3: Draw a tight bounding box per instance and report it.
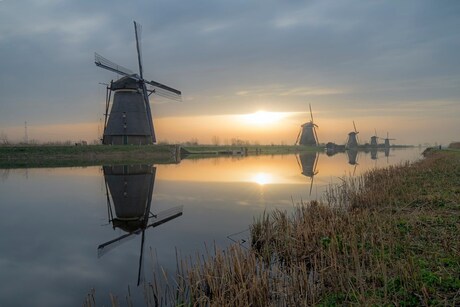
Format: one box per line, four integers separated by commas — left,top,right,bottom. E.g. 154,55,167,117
0,144,177,168
0,144,321,168
183,144,323,154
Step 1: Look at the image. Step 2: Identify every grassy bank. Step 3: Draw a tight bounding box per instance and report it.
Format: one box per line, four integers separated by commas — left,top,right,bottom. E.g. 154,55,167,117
0,144,320,168
0,145,177,168
183,144,322,154
90,150,460,306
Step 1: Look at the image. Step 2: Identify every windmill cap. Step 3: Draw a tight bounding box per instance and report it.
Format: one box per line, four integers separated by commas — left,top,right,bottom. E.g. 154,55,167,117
111,76,140,91
301,122,316,127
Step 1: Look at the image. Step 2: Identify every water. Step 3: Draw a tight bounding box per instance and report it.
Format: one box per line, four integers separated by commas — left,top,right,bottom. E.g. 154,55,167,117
0,147,422,306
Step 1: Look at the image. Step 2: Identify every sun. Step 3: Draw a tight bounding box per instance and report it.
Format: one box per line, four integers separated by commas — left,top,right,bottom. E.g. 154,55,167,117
241,111,286,125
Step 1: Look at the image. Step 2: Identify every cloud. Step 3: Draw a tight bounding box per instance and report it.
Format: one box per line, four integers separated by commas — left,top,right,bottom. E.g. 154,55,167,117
236,85,347,97
0,0,459,143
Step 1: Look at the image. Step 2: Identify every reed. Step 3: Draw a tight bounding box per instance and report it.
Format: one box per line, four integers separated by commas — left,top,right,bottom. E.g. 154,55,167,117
91,150,460,306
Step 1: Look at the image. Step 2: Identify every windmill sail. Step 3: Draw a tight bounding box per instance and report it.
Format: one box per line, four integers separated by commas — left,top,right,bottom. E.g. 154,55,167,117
134,21,144,79
95,53,135,77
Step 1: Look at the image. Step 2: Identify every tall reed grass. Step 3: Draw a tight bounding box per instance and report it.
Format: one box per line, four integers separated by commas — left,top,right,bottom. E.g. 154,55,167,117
88,151,459,306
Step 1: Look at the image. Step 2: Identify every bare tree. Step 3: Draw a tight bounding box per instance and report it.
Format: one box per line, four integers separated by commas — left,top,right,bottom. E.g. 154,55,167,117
0,132,9,145
184,138,199,146
211,135,220,146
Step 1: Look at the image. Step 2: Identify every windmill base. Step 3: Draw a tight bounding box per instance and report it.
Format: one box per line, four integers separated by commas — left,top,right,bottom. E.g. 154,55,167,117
103,135,152,145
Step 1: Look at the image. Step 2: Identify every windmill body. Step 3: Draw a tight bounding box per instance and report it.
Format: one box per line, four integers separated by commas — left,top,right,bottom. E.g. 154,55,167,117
347,132,359,149
95,21,181,145
296,104,319,146
370,129,380,147
384,132,396,148
384,139,390,148
103,77,153,145
370,136,378,147
384,138,395,148
346,121,359,149
299,122,317,146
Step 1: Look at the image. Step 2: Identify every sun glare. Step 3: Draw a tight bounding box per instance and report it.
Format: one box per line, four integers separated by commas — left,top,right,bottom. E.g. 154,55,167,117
251,172,273,185
241,111,286,125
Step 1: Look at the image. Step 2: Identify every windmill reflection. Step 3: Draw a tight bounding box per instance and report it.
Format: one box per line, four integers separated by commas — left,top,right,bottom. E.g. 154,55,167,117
99,165,183,285
347,149,358,165
385,147,390,158
296,152,319,196
370,148,378,160
347,150,359,176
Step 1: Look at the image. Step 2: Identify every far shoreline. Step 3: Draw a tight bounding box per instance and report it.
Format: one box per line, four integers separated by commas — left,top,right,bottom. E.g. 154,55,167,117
0,144,325,169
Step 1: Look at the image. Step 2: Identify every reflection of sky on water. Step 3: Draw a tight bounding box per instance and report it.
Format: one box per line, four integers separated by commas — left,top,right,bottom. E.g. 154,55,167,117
0,148,423,305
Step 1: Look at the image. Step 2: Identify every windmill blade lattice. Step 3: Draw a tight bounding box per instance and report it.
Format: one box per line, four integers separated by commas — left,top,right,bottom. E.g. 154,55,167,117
95,53,135,77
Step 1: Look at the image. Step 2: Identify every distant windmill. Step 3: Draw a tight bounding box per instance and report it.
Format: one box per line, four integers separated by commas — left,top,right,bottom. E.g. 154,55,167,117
98,165,183,285
370,129,379,147
346,121,359,149
384,132,396,148
95,21,181,145
295,104,319,146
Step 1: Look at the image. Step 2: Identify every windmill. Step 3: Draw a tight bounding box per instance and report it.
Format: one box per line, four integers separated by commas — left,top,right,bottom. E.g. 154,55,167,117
346,121,359,149
370,129,379,147
295,104,319,146
384,132,396,148
296,152,319,196
98,164,183,285
95,21,181,145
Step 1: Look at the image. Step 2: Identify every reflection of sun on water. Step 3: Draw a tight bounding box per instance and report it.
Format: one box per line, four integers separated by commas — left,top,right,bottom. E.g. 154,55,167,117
251,172,273,185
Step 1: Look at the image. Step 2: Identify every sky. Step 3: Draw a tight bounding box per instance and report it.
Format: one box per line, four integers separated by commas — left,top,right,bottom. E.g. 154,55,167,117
0,0,459,145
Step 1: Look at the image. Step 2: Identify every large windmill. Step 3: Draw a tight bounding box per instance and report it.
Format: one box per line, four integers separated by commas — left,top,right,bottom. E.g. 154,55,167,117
295,104,319,146
383,132,396,148
95,21,181,145
346,121,359,149
98,164,183,285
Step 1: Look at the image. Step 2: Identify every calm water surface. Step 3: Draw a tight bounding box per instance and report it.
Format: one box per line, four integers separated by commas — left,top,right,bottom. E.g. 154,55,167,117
0,148,422,306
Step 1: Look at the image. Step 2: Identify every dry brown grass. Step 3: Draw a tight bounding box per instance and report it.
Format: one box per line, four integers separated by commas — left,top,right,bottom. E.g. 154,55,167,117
93,151,460,306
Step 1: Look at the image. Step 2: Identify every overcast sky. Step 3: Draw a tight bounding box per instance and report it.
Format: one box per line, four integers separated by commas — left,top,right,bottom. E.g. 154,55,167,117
0,0,459,144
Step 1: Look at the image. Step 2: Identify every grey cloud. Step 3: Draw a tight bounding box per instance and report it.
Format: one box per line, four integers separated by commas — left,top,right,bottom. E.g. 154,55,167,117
0,0,459,130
